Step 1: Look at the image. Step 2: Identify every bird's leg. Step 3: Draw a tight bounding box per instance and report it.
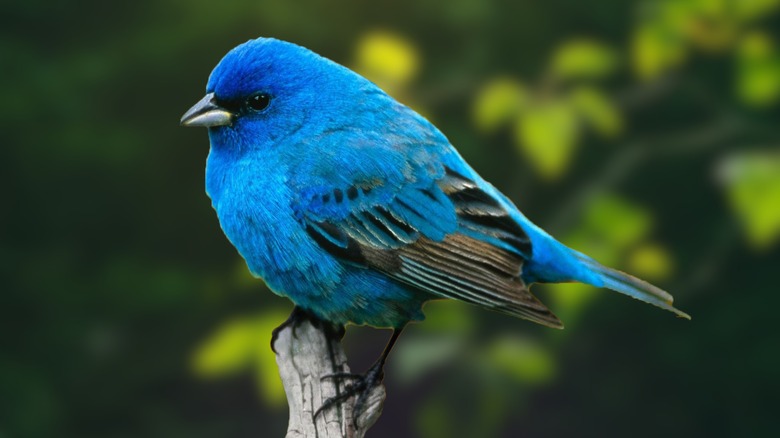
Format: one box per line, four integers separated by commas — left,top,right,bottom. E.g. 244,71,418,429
270,306,319,353
271,306,345,353
271,306,306,353
315,326,405,425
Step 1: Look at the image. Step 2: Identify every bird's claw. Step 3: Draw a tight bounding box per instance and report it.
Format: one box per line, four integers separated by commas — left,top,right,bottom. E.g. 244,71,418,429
271,307,346,353
314,364,384,428
320,372,362,381
271,306,307,353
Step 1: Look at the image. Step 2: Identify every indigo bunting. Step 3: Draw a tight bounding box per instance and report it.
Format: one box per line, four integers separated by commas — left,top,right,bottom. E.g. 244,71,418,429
181,37,689,411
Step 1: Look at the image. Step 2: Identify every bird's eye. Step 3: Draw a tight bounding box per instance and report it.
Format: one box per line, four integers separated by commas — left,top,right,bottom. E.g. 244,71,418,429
246,93,271,112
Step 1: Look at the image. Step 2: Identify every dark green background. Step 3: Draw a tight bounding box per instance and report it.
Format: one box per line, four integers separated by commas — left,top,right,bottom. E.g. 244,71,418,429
3,1,779,437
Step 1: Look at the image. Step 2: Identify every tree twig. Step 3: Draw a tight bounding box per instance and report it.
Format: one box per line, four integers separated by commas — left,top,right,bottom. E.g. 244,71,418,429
274,318,386,438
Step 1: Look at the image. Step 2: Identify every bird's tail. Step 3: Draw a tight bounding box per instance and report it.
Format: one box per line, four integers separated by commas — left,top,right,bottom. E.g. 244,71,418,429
575,253,691,320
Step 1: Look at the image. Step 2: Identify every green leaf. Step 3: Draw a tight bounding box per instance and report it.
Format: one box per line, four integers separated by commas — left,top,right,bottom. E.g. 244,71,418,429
354,30,419,93
486,335,556,384
628,242,674,280
191,308,290,406
514,101,579,180
546,282,600,323
739,30,775,59
191,316,262,378
736,32,780,107
658,0,737,53
632,23,686,80
584,194,652,248
569,86,623,137
689,0,729,15
472,77,527,132
252,309,292,406
720,151,780,249
551,39,618,80
420,300,475,334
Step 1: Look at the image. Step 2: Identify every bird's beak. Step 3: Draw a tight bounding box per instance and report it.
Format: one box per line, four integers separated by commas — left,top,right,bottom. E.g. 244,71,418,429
180,93,233,127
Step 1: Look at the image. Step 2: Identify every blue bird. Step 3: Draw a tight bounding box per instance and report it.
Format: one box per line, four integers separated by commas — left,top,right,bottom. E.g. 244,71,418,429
181,37,689,412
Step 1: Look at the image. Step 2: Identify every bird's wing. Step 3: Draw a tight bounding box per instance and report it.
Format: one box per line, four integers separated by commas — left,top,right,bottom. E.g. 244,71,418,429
296,165,562,328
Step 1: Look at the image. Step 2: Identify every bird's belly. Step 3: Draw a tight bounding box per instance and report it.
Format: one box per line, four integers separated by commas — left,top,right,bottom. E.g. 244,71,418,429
273,266,429,328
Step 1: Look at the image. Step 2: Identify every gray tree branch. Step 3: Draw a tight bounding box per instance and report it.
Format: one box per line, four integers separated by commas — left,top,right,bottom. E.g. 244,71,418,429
274,319,386,438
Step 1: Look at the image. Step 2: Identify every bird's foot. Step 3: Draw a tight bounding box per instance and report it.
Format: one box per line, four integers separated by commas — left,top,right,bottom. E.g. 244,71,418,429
271,306,307,353
271,307,345,353
315,361,385,426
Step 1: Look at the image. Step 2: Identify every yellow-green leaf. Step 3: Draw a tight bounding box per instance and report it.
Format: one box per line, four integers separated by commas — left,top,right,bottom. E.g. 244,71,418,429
720,151,780,249
569,86,623,137
628,243,674,280
515,101,579,180
191,308,290,407
632,23,686,80
420,300,474,334
736,32,780,107
472,77,527,132
584,194,652,248
660,1,699,33
562,230,621,268
686,1,738,52
354,30,419,93
551,39,618,80
689,0,728,16
253,308,292,406
546,282,600,323
192,316,261,378
487,336,556,384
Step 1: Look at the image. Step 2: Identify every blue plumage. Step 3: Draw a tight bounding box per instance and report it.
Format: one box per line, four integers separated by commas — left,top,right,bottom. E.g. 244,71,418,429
182,37,689,331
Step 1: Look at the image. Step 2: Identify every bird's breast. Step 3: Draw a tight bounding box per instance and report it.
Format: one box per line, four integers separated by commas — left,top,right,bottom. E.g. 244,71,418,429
206,155,344,294
209,160,292,271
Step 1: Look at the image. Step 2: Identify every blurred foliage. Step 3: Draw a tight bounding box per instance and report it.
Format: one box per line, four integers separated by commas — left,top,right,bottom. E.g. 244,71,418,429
632,0,780,89
628,242,674,280
515,100,581,179
486,336,556,384
192,309,289,406
736,31,780,106
719,151,780,249
569,86,623,138
552,39,619,80
354,30,420,96
473,38,622,180
473,77,527,132
4,0,780,437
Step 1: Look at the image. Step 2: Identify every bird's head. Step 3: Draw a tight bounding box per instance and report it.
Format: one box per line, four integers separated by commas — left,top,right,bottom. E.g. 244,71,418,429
181,37,374,152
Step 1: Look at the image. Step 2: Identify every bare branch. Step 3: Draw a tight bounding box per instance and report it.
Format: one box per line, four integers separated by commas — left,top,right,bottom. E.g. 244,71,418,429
274,318,385,438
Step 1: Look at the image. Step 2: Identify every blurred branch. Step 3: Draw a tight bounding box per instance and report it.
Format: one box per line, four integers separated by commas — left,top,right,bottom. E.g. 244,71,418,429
547,112,744,233
614,73,682,111
274,318,385,438
672,219,740,299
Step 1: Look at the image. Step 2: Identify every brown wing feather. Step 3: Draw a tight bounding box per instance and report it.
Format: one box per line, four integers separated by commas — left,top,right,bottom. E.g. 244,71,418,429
364,233,563,328
303,167,562,328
